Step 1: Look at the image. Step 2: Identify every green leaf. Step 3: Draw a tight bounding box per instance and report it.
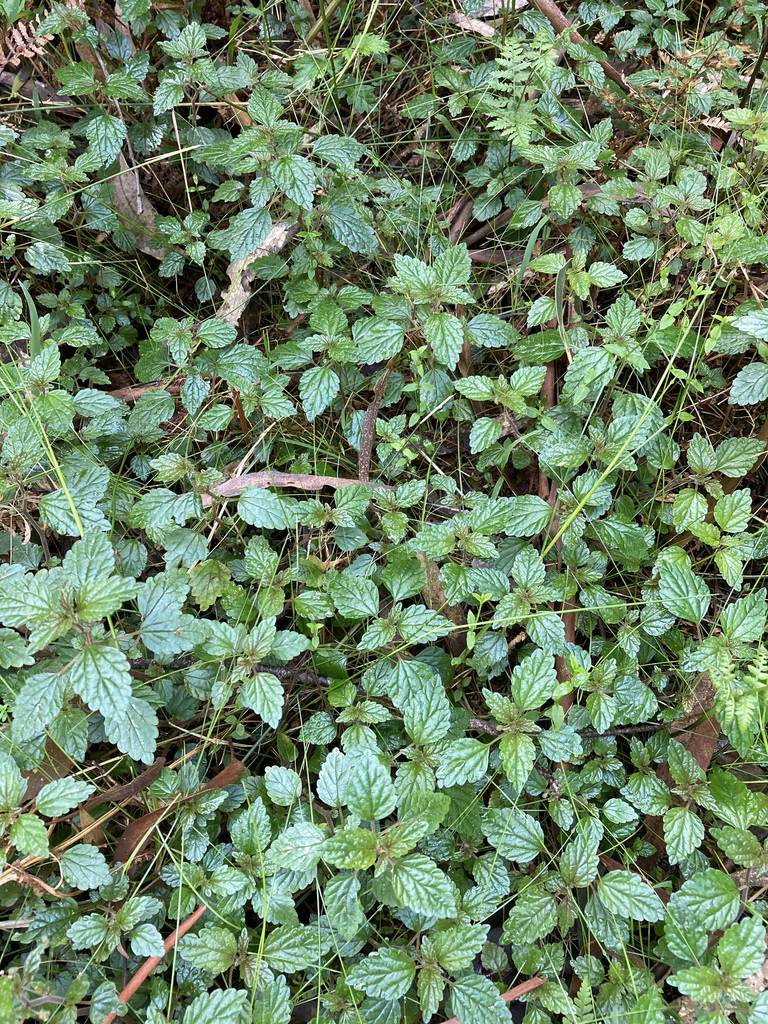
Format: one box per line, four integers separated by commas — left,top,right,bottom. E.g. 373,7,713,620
469,417,503,454
240,672,285,729
84,114,126,165
670,965,724,1003
559,834,599,887
9,813,48,857
272,154,315,208
324,873,364,938
130,923,166,959
509,648,558,711
325,204,377,254
327,573,379,618
678,869,740,930
447,973,511,1024
663,806,705,864
714,489,751,533
346,752,397,821
60,844,112,890
597,870,665,922
425,313,463,370
265,766,302,806
67,644,132,719
658,563,710,623
179,926,238,974
673,489,708,531
353,317,404,362
403,684,451,745
436,738,489,787
183,987,249,1024
104,695,159,763
215,207,273,261
391,854,456,917
322,826,377,869
299,365,339,422
715,437,765,476
730,362,768,405
483,808,545,864
498,733,536,790
138,571,207,656
717,914,766,977
588,261,626,288
269,821,326,872
238,488,298,530
37,777,97,817
426,923,489,972
347,947,415,999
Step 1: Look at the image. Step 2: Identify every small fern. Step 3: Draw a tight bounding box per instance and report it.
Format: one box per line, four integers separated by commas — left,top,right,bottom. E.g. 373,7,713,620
484,30,558,147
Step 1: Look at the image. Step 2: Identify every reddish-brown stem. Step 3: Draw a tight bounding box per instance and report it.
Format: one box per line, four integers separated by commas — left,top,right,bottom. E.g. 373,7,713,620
101,903,208,1024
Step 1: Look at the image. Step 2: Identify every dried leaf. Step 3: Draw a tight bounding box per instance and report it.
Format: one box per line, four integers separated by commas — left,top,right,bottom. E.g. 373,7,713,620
447,14,496,36
112,153,166,259
113,760,246,870
201,470,393,507
218,221,299,327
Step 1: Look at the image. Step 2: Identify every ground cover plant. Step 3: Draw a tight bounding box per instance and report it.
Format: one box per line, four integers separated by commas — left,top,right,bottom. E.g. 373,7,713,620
1,0,768,1021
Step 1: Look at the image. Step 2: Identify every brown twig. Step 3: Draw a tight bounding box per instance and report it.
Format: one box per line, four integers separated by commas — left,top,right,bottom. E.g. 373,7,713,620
359,357,397,482
108,378,184,404
101,903,208,1024
129,657,332,688
449,193,477,244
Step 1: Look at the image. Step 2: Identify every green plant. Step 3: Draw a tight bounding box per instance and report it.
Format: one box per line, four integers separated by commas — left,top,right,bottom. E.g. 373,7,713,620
1,0,768,1021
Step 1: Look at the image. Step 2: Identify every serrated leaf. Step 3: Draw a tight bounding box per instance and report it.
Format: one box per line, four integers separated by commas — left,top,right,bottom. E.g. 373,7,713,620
346,752,396,821
299,365,339,422
322,826,377,869
60,844,112,890
391,854,456,917
37,778,97,817
84,114,126,165
663,806,705,863
448,973,511,1024
597,870,664,922
353,318,404,362
658,563,710,623
717,914,766,977
436,738,489,787
730,362,768,405
240,672,284,729
425,313,463,370
67,644,132,719
272,154,315,209
10,813,48,857
178,926,237,974
347,947,415,999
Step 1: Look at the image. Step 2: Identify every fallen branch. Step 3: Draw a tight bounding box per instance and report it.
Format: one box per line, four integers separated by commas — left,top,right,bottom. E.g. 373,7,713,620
101,903,208,1024
200,470,392,507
